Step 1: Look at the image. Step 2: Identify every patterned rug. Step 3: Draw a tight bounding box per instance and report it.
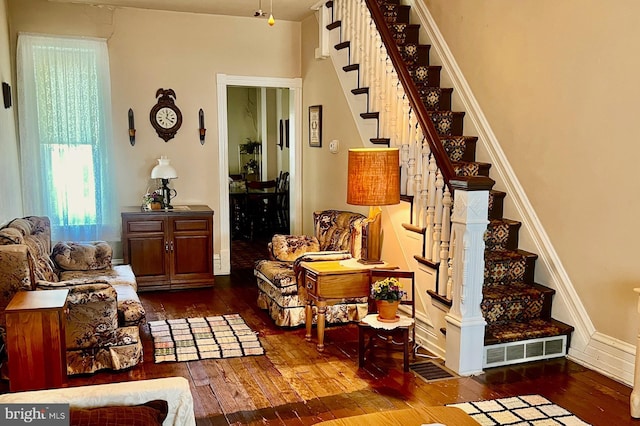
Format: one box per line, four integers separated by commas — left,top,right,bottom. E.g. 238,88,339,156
448,395,590,425
149,314,265,363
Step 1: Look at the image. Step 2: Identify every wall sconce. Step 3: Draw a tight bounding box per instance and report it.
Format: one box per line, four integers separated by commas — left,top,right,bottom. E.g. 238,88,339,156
199,108,206,145
128,108,136,146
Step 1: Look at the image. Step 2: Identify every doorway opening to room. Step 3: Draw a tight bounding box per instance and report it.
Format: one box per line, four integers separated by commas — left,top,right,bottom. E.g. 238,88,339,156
217,74,302,275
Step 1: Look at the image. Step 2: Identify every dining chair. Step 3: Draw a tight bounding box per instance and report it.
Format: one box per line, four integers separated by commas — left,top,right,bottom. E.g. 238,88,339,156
246,180,278,240
358,269,416,372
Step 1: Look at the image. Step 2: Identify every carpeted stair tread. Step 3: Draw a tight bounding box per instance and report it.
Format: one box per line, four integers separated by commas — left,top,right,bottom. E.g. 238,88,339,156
482,282,552,324
485,218,521,251
484,318,574,345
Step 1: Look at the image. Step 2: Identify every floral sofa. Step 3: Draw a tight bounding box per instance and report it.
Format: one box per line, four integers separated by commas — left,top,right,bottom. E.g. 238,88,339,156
254,210,369,327
0,216,145,375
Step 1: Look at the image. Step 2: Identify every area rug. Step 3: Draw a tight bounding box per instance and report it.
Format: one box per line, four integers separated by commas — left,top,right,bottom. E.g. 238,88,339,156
448,395,590,425
149,314,265,363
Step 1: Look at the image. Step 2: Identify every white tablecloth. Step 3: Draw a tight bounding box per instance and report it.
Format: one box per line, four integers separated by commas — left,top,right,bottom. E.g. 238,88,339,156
361,313,414,329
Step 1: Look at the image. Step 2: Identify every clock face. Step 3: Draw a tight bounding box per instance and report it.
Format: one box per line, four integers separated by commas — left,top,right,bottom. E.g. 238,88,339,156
155,107,178,129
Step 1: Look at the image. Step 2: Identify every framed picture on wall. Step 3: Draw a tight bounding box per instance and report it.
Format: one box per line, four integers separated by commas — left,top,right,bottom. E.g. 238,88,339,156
309,105,322,147
278,119,284,150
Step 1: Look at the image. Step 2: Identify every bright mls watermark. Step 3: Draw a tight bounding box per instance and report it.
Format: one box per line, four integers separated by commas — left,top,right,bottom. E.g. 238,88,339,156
1,404,69,425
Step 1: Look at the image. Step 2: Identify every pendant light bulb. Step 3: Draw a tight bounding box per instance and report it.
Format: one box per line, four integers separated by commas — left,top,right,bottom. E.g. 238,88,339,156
268,0,274,26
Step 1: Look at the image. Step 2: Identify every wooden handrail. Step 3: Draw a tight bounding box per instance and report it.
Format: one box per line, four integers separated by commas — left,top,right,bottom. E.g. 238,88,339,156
365,0,494,192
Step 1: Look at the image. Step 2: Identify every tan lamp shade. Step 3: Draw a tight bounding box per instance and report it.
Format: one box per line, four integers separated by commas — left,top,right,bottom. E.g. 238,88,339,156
347,148,400,206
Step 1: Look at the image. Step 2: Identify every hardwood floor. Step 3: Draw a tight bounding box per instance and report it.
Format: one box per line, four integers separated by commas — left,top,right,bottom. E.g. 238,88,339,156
0,246,634,425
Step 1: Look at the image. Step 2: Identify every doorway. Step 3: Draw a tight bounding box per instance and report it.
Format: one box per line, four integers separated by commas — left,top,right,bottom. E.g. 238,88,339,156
216,74,302,275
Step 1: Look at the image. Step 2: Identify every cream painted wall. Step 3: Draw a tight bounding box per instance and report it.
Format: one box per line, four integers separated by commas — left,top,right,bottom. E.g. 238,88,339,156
8,0,301,257
423,0,640,344
300,14,369,234
228,87,258,176
0,0,21,224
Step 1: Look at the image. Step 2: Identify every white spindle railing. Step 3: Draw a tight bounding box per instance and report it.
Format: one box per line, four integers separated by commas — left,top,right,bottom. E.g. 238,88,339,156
334,0,453,295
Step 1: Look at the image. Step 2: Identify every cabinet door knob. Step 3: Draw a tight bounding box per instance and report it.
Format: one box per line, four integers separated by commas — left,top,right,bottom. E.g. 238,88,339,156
170,241,174,252
165,241,169,252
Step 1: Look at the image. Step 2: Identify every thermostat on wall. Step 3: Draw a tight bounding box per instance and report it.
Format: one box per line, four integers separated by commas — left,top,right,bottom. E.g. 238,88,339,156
329,140,339,154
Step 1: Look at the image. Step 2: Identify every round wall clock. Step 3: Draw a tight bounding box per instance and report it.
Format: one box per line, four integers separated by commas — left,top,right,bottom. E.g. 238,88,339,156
150,88,182,142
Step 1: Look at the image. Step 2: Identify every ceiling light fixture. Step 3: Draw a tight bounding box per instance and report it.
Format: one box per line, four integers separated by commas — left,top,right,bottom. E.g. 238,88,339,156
268,0,275,26
254,0,266,17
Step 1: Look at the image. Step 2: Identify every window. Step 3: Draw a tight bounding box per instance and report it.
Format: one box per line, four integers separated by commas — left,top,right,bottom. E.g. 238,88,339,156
17,34,117,241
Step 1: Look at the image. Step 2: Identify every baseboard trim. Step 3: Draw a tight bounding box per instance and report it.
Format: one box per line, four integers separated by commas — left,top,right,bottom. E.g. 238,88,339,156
569,331,635,387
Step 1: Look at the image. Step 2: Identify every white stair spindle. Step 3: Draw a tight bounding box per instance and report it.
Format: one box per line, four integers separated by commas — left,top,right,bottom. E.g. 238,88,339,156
438,187,452,297
432,170,444,263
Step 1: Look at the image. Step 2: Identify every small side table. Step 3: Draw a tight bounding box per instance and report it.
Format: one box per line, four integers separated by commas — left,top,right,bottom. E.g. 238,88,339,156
300,259,391,351
5,289,69,392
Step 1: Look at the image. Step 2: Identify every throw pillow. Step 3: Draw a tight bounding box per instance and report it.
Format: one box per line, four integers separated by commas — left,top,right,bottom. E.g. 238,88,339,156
52,241,113,271
70,400,168,426
270,234,320,261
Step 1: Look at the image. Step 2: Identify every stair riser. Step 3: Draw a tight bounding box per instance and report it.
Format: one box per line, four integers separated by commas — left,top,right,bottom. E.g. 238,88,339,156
488,191,506,220
453,162,491,177
400,44,431,67
442,136,477,162
485,221,520,251
380,4,411,24
429,111,464,136
484,253,536,285
419,87,452,111
482,296,545,324
390,24,420,46
410,66,441,88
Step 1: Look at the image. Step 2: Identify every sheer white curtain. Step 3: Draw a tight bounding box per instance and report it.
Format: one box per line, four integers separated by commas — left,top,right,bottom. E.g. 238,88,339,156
17,34,118,242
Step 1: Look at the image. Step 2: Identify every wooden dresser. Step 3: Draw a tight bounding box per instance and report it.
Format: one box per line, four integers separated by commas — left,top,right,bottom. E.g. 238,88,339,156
122,205,214,291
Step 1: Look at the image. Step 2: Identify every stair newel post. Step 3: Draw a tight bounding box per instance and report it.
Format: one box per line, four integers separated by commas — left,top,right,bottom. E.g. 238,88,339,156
432,170,444,263
438,187,452,297
445,189,489,376
400,143,409,195
424,155,437,260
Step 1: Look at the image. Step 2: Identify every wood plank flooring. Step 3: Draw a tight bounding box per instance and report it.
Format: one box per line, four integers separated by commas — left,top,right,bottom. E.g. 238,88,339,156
2,258,635,425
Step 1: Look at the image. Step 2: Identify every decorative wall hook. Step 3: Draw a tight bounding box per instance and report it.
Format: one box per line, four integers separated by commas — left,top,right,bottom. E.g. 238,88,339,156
198,108,206,145
128,108,136,146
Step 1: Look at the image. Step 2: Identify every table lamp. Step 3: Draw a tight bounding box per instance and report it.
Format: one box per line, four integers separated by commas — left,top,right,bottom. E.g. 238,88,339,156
347,148,400,264
151,156,178,209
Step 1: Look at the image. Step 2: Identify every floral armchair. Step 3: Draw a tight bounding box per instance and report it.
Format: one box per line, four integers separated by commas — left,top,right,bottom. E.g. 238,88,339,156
0,216,144,375
254,210,369,327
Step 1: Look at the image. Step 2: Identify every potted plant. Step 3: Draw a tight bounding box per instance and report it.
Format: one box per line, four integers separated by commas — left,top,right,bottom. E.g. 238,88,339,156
371,277,405,322
142,189,164,210
243,139,261,154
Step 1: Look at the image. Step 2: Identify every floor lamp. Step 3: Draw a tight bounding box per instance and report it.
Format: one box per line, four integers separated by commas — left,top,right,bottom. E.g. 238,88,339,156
347,148,400,264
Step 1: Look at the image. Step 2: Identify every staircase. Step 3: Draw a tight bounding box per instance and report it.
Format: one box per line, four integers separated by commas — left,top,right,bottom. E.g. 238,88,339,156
324,0,574,370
